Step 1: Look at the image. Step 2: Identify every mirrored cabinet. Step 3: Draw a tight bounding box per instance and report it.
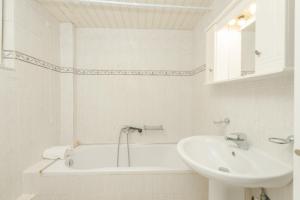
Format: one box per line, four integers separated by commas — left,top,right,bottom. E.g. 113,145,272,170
205,0,294,84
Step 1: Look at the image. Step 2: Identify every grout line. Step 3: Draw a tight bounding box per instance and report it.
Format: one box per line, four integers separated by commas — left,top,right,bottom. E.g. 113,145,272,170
2,50,206,76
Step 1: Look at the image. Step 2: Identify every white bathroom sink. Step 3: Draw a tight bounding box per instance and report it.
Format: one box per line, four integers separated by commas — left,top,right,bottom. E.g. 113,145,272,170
177,136,293,188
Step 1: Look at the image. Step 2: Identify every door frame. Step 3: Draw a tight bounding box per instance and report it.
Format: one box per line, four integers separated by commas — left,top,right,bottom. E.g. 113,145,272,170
294,0,300,200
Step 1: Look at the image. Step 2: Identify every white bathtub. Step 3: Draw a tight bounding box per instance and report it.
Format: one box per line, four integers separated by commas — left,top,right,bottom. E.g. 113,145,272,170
24,144,208,200
45,144,191,174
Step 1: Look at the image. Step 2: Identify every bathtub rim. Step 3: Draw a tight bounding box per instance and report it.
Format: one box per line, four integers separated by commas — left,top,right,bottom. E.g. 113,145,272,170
25,159,195,176
25,143,195,176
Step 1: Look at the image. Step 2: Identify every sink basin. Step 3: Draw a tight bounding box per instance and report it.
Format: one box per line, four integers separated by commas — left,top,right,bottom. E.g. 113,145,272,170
177,136,292,188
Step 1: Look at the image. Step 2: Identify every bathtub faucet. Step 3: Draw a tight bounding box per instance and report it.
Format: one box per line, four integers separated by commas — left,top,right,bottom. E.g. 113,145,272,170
121,126,143,134
117,126,143,167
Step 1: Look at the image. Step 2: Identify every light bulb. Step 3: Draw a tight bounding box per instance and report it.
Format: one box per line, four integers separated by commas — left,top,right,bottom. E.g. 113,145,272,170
238,18,247,27
249,3,256,15
228,19,237,26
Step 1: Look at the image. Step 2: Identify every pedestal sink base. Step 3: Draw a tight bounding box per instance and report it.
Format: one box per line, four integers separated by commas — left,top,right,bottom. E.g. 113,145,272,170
209,180,245,200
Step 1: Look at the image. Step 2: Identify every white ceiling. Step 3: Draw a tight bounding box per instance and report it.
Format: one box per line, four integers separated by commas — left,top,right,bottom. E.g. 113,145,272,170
37,0,214,30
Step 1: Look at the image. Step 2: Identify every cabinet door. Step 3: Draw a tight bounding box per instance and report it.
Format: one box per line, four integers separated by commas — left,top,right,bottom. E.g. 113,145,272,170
215,27,230,81
255,0,286,74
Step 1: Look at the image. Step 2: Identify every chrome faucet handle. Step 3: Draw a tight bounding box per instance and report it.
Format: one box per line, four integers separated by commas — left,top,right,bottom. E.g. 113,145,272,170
225,133,249,150
225,133,247,141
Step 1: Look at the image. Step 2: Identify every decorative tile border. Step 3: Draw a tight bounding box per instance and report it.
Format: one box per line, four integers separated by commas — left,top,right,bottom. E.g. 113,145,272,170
2,50,206,76
3,50,73,73
192,65,206,75
75,65,205,76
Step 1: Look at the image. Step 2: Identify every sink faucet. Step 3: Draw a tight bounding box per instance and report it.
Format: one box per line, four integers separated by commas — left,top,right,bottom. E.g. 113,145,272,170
225,133,249,150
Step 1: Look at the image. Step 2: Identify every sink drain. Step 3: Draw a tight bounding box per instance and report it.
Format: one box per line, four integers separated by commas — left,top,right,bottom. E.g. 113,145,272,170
218,167,230,173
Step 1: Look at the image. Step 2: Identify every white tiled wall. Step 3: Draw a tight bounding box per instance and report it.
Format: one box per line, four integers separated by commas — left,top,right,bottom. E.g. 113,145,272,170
0,0,61,199
192,73,294,162
14,0,60,65
76,75,194,144
76,28,196,70
75,28,196,144
0,70,18,200
60,23,75,145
